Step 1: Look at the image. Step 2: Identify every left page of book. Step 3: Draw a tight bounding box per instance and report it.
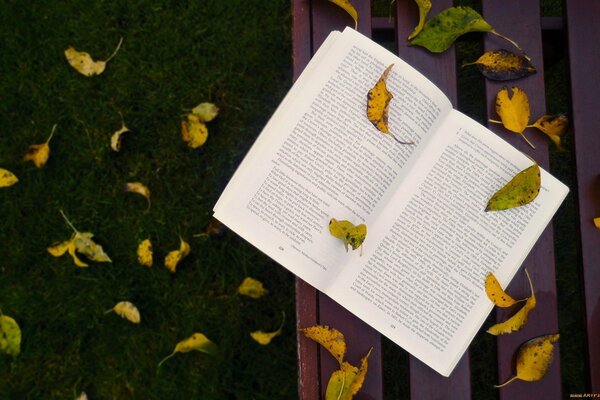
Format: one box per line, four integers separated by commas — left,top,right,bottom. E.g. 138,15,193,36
213,27,453,291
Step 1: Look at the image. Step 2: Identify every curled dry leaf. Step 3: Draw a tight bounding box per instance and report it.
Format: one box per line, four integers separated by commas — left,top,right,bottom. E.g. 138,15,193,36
107,301,141,324
329,218,367,253
407,0,432,40
485,272,523,307
463,50,536,81
485,163,540,212
110,117,131,152
328,0,358,30
250,312,285,345
238,277,268,299
0,168,18,188
300,325,346,366
492,86,535,148
64,37,123,77
24,124,57,168
124,182,151,209
191,102,219,122
181,114,208,149
164,238,190,273
158,332,218,367
487,269,536,335
530,114,568,150
137,239,153,267
0,314,21,357
495,334,560,388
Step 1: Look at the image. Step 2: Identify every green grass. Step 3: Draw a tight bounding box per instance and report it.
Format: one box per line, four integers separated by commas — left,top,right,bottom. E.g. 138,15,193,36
0,1,296,399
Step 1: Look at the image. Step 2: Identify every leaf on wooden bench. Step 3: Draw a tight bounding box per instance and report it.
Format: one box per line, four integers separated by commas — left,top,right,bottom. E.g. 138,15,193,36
495,334,560,388
485,272,525,307
407,0,432,40
64,37,123,77
300,325,347,366
324,347,372,400
158,332,218,368
594,217,600,229
490,86,536,149
0,168,18,188
0,313,21,358
529,114,569,150
463,50,536,81
24,124,57,168
329,0,358,30
485,164,541,212
487,269,536,335
329,218,367,254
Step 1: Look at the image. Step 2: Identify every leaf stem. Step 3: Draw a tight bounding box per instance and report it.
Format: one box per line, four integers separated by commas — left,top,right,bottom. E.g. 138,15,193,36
46,124,58,143
389,133,415,145
494,375,519,388
490,30,525,54
524,268,535,297
488,119,502,124
520,133,536,149
106,37,124,63
103,308,114,314
59,209,79,233
157,352,176,368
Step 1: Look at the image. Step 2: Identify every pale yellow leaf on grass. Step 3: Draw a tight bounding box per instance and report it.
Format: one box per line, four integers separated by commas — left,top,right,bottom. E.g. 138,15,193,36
24,124,57,168
250,312,285,345
108,301,141,324
137,239,153,267
238,277,268,299
181,114,209,149
0,314,21,357
110,121,131,152
488,269,536,335
0,168,18,188
76,392,88,400
164,238,190,273
300,325,346,366
191,102,219,122
64,37,123,77
73,232,112,263
158,332,218,367
124,182,151,209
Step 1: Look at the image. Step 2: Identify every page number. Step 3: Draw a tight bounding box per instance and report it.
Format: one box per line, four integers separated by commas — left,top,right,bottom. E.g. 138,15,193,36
278,246,284,251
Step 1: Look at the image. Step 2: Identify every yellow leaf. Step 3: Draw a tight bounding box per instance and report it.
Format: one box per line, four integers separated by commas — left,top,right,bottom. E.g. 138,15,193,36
485,272,523,307
407,0,432,40
495,334,560,388
494,87,534,148
328,0,358,30
110,119,131,152
24,124,57,168
300,325,346,366
137,239,153,267
348,347,373,397
124,182,151,209
463,50,536,81
594,217,600,229
531,114,568,150
0,168,18,188
73,232,112,263
485,163,540,212
108,301,141,324
0,314,21,357
164,238,190,273
487,269,536,335
64,37,123,77
67,241,89,267
250,312,285,345
76,392,88,400
329,218,367,253
325,361,359,400
158,332,218,367
367,64,394,135
191,102,219,122
238,277,268,299
181,114,209,149
47,240,72,257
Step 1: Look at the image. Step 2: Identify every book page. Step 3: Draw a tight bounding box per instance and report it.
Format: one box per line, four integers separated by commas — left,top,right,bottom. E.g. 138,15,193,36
214,28,452,291
328,110,568,376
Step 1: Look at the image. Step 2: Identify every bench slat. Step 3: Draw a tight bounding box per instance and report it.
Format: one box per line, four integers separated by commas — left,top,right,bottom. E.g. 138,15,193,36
482,1,562,399
565,0,600,392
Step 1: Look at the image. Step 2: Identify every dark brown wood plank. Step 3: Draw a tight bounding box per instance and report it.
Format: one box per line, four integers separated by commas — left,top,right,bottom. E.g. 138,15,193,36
565,0,600,392
395,1,472,399
482,2,562,399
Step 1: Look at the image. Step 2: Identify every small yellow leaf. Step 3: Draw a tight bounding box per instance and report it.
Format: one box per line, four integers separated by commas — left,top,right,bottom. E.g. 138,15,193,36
0,168,18,188
594,217,600,229
485,272,522,307
407,0,432,40
367,64,394,135
328,0,358,30
64,37,123,77
109,301,141,324
164,238,190,273
329,218,367,253
47,240,72,257
158,332,218,367
325,361,359,400
191,102,219,122
494,87,535,148
485,163,540,212
0,314,21,357
495,334,560,388
124,182,151,209
74,232,112,263
76,392,88,400
110,121,131,152
300,325,346,366
348,347,373,397
137,239,153,267
531,114,568,150
487,269,536,335
67,241,89,267
24,124,57,168
250,312,285,345
181,114,209,149
238,277,268,299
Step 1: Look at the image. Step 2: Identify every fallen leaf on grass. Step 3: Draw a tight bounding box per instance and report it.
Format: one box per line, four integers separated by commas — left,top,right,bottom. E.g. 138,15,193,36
487,269,536,335
238,277,268,299
164,238,190,273
329,0,358,30
485,272,524,307
124,182,151,209
65,37,123,77
110,115,131,152
329,218,367,254
300,325,346,366
463,50,536,81
158,332,218,367
76,392,88,400
137,239,153,267
529,114,568,150
407,0,432,40
24,124,57,168
495,334,559,387
250,312,285,345
0,313,21,357
181,114,209,149
191,102,219,122
105,301,141,324
0,168,18,188
485,163,540,212
205,218,226,237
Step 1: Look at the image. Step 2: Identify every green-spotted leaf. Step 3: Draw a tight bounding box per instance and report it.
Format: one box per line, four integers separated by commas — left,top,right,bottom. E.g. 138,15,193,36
0,314,21,357
485,164,541,211
463,50,536,81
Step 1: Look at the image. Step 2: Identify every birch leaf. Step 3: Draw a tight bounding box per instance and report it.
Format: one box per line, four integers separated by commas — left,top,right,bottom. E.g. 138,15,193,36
107,301,141,324
110,120,131,152
0,314,21,357
407,0,432,40
124,182,151,209
488,269,536,335
325,362,358,400
164,238,190,273
485,163,540,211
24,124,57,168
181,114,208,149
495,334,560,388
64,37,123,77
328,0,358,30
492,86,535,148
238,277,268,299
485,272,523,307
137,239,153,267
250,312,285,345
530,114,568,150
0,168,18,188
348,347,373,397
463,50,536,81
158,332,218,367
329,218,367,253
191,102,219,122
300,325,346,366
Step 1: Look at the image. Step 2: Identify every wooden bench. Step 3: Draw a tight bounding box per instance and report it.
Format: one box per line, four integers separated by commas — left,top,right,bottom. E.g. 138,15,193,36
292,0,600,398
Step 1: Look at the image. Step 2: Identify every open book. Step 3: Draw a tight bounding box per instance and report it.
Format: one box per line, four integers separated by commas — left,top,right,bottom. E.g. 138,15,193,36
213,27,568,377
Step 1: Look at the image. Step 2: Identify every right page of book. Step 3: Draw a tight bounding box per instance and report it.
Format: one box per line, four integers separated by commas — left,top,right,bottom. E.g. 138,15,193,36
328,109,569,376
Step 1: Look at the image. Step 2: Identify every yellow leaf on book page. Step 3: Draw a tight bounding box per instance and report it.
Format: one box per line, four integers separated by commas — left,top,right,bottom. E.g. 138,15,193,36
485,163,540,212
24,124,57,168
158,332,218,367
487,269,536,335
328,0,358,30
300,325,346,366
329,218,367,253
64,37,123,77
